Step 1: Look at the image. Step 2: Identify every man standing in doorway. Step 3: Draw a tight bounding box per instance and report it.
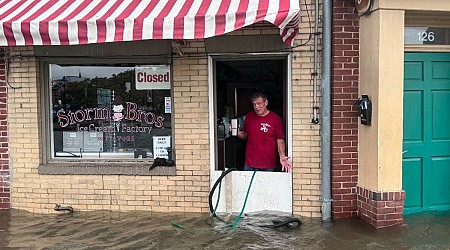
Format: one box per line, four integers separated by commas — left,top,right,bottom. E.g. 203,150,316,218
237,90,292,172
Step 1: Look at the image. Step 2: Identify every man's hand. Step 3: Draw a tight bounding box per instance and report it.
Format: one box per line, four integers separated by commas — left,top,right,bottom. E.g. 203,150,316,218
237,125,247,140
280,156,292,172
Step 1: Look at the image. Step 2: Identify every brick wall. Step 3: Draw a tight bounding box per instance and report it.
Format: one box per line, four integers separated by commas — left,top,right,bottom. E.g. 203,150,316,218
171,41,211,212
0,47,9,209
7,46,211,213
357,187,405,228
331,0,360,218
291,0,322,217
6,19,321,215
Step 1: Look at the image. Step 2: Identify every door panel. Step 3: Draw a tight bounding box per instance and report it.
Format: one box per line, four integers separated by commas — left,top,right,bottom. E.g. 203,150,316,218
210,171,293,214
403,53,450,214
430,157,450,206
402,158,423,208
432,91,450,139
232,172,292,212
403,90,423,142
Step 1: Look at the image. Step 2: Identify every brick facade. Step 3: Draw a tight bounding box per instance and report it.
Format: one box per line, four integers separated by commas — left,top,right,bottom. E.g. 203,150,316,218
5,10,322,216
331,2,407,228
0,47,9,209
357,186,405,228
331,0,360,218
292,0,322,218
6,46,212,213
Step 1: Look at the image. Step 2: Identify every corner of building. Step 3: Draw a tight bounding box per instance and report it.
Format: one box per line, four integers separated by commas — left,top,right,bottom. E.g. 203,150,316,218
357,186,405,228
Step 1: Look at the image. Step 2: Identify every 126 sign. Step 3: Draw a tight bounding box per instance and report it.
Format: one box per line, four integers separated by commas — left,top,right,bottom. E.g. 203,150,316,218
416,31,435,42
404,27,447,45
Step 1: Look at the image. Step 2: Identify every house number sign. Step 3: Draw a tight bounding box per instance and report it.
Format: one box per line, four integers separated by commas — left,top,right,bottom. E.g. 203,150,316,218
405,27,450,45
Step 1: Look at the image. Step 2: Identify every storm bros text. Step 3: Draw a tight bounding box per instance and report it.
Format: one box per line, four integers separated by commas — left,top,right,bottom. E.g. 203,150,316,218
57,101,165,128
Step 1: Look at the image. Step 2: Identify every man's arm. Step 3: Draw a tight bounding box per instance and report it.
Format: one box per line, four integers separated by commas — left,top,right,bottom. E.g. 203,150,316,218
277,139,292,172
277,139,286,157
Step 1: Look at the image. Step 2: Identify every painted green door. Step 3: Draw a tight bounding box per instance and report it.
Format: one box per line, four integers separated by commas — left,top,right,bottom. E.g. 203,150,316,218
403,53,450,214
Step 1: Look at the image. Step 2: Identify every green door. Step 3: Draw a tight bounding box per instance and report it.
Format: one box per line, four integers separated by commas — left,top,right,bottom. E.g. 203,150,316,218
403,53,450,214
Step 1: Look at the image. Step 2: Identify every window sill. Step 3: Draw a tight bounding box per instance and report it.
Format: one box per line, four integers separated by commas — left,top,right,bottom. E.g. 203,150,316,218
38,161,176,176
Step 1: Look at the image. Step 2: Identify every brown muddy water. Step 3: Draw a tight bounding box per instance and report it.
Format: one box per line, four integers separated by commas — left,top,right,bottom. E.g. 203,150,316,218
0,209,449,250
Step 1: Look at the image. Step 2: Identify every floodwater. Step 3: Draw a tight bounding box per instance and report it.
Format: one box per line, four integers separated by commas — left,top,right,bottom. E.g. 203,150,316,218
0,209,449,250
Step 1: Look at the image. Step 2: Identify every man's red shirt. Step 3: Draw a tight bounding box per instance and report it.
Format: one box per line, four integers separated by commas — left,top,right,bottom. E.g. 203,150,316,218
242,111,285,169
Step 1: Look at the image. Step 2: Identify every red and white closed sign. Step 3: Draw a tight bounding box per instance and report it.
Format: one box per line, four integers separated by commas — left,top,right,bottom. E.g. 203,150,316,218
135,65,171,90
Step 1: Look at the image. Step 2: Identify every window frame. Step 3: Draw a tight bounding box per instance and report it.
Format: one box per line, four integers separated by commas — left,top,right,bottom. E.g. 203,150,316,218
38,57,176,176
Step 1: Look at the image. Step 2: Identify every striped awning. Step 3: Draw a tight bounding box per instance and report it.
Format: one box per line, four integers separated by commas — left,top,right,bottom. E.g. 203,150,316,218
0,0,300,47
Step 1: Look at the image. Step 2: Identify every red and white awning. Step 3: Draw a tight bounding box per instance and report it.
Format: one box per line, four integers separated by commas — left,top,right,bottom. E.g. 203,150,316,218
0,0,300,47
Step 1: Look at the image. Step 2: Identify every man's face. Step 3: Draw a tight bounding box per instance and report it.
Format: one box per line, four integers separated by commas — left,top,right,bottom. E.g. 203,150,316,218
252,97,268,116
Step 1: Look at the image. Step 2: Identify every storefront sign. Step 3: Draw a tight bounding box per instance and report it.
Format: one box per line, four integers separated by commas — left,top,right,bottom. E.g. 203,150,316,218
153,136,171,159
57,101,165,129
56,101,166,143
135,65,171,90
405,27,449,45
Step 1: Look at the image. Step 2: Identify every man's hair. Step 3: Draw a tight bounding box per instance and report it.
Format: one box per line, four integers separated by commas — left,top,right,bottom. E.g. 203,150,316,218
251,89,268,102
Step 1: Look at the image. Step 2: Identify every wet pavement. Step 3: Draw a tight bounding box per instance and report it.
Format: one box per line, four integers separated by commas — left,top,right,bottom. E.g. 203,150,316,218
0,209,449,249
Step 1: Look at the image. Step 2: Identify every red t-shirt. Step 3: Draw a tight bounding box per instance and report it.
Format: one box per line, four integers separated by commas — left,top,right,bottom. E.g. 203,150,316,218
242,111,285,169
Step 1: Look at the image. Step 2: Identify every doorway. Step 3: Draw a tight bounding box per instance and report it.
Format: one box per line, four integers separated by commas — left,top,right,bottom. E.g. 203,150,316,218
209,55,293,213
215,59,286,171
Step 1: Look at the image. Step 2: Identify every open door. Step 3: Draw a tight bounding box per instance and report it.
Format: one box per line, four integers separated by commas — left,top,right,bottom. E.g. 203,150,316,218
209,56,292,214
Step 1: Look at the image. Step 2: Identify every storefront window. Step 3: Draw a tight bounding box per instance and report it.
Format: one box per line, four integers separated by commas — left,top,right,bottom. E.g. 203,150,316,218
49,64,172,160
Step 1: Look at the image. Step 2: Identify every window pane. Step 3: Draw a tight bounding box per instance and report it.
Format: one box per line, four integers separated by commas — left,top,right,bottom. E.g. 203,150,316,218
50,64,172,159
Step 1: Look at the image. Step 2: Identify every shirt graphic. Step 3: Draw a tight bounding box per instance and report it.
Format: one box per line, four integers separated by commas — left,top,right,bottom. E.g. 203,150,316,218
260,123,271,132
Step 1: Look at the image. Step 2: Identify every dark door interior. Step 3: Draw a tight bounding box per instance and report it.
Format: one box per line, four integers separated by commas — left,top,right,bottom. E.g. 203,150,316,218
215,59,286,171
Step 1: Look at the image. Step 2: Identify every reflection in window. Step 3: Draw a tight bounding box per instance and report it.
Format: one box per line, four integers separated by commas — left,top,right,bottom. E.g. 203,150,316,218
50,65,172,159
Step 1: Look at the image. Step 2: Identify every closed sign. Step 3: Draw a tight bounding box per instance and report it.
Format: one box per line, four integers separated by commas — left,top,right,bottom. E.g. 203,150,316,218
135,65,171,90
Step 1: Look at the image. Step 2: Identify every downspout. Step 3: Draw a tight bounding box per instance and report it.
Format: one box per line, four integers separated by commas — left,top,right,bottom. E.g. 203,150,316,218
321,0,332,221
